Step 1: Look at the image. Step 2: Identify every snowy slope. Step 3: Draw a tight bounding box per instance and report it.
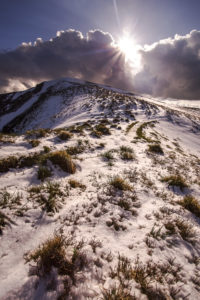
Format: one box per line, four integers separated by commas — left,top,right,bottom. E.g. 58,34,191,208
0,78,200,300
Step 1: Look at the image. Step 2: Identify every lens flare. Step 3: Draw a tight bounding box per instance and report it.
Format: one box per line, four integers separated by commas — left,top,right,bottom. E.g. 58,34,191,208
118,33,141,73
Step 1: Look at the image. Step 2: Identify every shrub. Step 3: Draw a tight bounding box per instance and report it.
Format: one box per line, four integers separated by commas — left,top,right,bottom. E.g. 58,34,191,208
37,166,52,181
68,179,86,190
148,144,164,154
49,151,76,174
161,175,188,191
179,195,200,218
109,176,132,191
29,139,40,148
58,130,73,141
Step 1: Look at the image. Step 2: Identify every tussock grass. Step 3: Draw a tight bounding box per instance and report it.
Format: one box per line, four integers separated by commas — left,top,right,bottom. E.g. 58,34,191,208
125,121,138,134
43,145,51,153
29,139,40,148
92,123,111,138
68,179,86,190
102,150,114,161
161,175,188,191
148,144,164,155
58,130,73,141
66,145,85,156
178,195,200,218
0,156,18,172
37,166,52,181
120,146,135,160
26,128,51,138
0,211,14,234
135,121,156,142
24,234,87,297
175,218,196,241
29,181,64,213
109,176,132,191
49,151,76,174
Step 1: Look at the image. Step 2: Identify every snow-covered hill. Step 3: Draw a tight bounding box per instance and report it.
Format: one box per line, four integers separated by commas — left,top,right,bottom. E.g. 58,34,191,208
0,78,200,300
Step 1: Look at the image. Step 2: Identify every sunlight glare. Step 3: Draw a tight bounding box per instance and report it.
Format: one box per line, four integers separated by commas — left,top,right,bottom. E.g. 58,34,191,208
118,33,141,73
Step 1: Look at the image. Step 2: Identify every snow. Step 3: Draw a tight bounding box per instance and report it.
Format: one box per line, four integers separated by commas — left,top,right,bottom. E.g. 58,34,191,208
0,78,200,299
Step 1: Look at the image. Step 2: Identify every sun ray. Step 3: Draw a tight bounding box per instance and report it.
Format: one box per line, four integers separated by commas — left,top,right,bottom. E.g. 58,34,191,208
118,32,142,73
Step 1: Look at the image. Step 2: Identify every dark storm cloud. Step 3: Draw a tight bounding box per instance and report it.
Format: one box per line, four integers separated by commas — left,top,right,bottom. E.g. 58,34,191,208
1,29,200,100
0,29,132,93
135,30,200,99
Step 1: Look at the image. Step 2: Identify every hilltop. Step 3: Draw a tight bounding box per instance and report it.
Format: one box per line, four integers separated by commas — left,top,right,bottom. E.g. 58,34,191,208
0,78,200,300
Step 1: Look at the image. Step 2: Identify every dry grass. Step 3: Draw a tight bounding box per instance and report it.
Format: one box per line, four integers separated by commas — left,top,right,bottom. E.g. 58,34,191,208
49,151,76,174
24,234,87,297
68,179,86,190
58,130,73,141
109,176,132,191
37,166,52,181
178,195,200,218
29,139,40,148
161,174,188,191
148,144,164,155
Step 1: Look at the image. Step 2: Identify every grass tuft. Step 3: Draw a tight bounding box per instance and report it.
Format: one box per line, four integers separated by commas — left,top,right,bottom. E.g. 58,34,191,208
148,144,164,155
49,151,76,174
37,166,52,181
29,139,40,148
58,130,73,141
109,176,132,191
68,179,86,190
161,175,188,191
178,195,200,218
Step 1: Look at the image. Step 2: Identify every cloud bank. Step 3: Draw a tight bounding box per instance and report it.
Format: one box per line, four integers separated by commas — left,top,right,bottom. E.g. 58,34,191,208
1,29,200,99
135,30,200,99
0,29,132,93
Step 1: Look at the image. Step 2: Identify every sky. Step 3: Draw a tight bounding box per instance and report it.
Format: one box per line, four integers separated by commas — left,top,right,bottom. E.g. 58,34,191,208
1,0,200,99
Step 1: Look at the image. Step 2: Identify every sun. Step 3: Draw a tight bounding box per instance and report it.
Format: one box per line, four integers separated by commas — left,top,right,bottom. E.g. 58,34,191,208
118,33,141,72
